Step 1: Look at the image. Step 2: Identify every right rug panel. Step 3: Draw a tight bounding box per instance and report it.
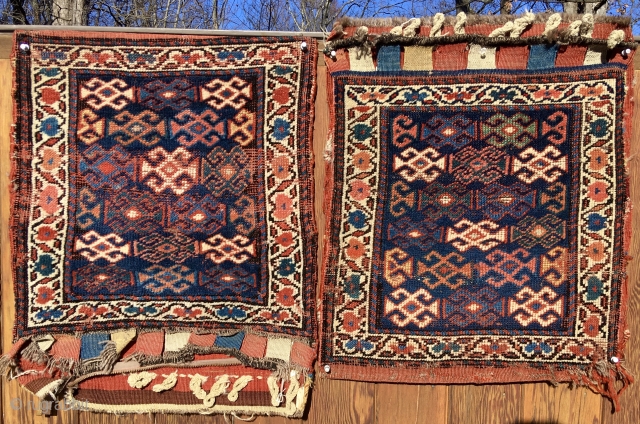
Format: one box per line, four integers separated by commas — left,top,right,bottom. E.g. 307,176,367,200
320,13,636,412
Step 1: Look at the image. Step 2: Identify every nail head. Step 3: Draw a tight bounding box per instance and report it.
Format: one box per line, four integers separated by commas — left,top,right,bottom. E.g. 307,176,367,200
611,356,620,364
301,41,307,50
324,364,331,373
19,43,30,52
330,51,336,58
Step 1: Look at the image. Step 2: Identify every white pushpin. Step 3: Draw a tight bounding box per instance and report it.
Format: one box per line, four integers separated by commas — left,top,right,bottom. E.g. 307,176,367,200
301,41,308,50
611,356,620,364
622,48,632,58
480,47,487,59
324,364,331,373
330,50,337,58
19,43,30,52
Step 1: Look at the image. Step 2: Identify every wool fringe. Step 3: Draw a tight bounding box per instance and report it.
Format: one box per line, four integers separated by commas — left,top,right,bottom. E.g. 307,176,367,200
76,342,119,375
2,333,308,393
580,360,635,412
0,354,17,378
21,340,50,365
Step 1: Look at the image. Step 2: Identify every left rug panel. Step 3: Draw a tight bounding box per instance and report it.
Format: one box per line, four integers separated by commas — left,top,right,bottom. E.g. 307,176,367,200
3,31,318,417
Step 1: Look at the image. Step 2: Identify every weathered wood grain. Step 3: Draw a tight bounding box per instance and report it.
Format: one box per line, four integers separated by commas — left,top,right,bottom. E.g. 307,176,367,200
448,385,521,424
415,385,448,424
310,379,375,424
375,383,421,423
520,384,601,424
375,383,448,424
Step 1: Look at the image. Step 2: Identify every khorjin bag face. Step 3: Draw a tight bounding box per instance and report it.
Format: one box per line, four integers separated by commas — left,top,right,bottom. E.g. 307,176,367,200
320,13,635,411
5,31,318,417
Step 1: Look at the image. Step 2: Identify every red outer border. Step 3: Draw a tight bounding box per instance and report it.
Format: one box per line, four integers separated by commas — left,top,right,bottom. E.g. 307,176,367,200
325,362,589,384
614,38,635,362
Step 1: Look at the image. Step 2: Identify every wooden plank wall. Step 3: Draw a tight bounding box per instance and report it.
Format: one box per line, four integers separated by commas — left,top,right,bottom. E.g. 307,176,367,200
0,33,639,424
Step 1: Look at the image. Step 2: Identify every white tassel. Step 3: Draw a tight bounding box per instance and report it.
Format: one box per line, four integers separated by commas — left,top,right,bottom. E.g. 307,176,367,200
402,18,421,37
489,21,514,38
227,375,253,402
127,371,157,389
454,12,467,35
511,11,535,38
429,13,445,37
607,30,626,49
581,13,595,37
152,370,178,393
542,13,562,37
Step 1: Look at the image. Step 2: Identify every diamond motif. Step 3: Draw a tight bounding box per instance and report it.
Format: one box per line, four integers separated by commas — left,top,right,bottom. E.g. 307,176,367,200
140,147,198,195
109,109,165,146
393,147,445,183
134,231,198,264
202,146,250,195
74,231,130,263
384,288,439,328
72,264,134,294
136,264,196,294
445,219,507,252
169,194,226,234
139,79,196,110
201,234,256,264
201,76,252,110
80,78,134,110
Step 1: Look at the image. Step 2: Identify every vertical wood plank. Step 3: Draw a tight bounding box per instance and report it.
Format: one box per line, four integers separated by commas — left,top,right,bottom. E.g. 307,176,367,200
375,383,448,424
449,385,520,424
306,378,375,424
415,385,448,424
375,384,421,423
600,70,640,424
520,384,601,423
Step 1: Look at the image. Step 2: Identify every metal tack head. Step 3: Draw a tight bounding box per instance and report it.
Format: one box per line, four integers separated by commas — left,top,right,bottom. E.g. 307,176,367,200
330,50,336,58
301,41,308,50
622,48,632,58
323,364,331,373
611,356,620,364
19,43,30,52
